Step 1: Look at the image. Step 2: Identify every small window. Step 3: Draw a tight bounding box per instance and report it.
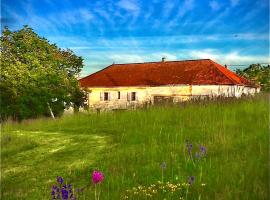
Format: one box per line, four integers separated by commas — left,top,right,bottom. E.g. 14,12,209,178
104,92,109,101
118,91,121,99
131,92,136,101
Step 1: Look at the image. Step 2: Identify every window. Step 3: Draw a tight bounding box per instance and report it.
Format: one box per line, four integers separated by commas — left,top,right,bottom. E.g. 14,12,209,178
131,92,136,101
118,91,121,99
104,92,109,101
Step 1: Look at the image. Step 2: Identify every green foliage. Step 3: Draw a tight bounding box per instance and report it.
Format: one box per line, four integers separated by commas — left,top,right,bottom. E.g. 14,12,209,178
0,26,85,121
1,94,268,200
236,64,270,91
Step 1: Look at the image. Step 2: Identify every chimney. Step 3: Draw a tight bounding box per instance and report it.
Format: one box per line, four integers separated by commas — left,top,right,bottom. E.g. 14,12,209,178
224,64,227,68
162,57,166,62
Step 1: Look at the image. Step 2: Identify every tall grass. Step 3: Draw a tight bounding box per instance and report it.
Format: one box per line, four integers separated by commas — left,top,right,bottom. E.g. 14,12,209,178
1,94,269,199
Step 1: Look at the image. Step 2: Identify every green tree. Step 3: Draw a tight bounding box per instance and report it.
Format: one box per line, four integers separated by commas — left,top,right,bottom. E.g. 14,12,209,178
236,64,270,91
0,26,85,121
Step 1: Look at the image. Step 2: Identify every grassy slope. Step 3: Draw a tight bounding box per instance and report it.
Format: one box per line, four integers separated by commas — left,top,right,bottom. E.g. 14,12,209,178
1,94,269,200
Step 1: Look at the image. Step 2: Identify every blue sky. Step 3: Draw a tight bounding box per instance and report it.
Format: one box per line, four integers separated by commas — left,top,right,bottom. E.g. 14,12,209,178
2,0,269,77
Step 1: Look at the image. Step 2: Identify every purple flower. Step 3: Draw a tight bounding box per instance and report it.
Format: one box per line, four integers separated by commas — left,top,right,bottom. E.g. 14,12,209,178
160,162,166,169
185,140,193,157
188,176,195,185
51,176,82,200
57,176,64,184
52,185,58,190
195,152,201,159
51,185,59,199
61,188,69,199
199,145,207,155
92,170,104,184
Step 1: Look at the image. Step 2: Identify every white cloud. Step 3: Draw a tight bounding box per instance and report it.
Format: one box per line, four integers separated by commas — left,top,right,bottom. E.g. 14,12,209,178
162,1,175,18
116,0,141,28
198,7,230,33
177,0,195,18
79,9,93,21
168,0,195,27
109,54,145,63
117,0,140,12
105,52,177,64
189,49,270,65
230,0,240,7
56,33,268,53
209,1,221,11
231,33,268,40
55,9,93,26
79,49,269,75
94,7,111,22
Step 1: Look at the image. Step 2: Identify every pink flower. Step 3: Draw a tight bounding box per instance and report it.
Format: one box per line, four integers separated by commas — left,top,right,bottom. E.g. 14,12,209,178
92,170,104,184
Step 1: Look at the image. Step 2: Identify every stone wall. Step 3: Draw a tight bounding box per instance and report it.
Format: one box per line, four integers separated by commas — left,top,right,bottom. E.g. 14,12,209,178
84,85,259,111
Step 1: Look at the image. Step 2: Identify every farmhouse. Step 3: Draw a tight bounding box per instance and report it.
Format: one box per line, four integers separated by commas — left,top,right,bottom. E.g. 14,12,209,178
79,59,259,110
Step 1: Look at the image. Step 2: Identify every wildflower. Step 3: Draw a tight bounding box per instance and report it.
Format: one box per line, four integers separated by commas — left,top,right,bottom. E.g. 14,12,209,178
199,145,207,155
51,185,60,199
201,183,206,186
160,162,166,183
56,194,61,199
92,170,104,184
188,144,193,154
188,176,195,185
195,152,200,158
51,177,80,200
160,162,167,169
92,170,104,200
57,176,64,184
61,188,69,200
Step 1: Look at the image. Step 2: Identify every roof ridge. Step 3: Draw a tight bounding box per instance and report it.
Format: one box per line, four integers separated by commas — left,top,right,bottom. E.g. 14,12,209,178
209,60,241,85
113,59,211,65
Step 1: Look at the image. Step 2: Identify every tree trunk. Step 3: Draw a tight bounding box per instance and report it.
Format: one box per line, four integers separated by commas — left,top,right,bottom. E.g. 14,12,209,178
47,102,55,119
74,104,79,113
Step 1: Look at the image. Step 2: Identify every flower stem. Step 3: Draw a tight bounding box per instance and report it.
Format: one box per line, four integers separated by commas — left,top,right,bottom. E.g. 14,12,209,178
161,169,164,183
185,187,189,200
95,184,97,200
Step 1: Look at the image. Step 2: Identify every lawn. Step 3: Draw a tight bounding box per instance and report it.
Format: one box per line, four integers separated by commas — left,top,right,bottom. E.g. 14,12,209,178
1,94,269,200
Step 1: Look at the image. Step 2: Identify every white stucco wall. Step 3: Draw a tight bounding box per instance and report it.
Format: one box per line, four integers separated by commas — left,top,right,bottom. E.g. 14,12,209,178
84,85,259,111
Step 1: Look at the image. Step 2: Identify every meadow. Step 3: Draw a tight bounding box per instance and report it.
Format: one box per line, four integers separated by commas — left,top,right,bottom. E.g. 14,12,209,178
1,94,269,200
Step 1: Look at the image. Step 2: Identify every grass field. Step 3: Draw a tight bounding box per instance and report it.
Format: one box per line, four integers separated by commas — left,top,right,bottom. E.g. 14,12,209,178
1,94,269,200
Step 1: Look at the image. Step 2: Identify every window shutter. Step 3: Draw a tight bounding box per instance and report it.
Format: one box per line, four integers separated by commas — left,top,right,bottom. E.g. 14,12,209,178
127,92,130,101
135,93,138,101
100,92,104,101
108,92,111,101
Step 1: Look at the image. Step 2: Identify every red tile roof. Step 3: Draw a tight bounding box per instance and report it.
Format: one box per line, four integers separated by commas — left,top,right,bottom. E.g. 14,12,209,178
79,59,256,87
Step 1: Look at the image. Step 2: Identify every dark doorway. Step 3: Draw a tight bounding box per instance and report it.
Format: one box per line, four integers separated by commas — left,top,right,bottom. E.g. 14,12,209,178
153,96,174,105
